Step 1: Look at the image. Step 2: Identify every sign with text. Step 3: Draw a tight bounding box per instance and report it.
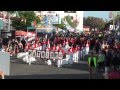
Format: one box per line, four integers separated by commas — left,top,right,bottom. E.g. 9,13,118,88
41,51,46,59
54,52,59,59
58,52,63,60
28,50,63,60
46,51,50,59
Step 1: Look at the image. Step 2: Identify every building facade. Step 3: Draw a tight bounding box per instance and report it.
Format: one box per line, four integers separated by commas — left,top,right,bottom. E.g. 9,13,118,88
34,11,84,32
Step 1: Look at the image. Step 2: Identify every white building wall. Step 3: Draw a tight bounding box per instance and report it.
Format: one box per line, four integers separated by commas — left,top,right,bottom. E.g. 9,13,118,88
35,11,84,32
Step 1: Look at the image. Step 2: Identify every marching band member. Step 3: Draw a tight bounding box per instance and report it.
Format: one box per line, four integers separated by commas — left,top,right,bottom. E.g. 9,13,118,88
33,42,38,50
38,43,42,50
47,39,50,48
63,40,66,47
42,39,47,50
74,45,79,63
78,45,82,61
56,44,60,51
57,49,63,67
65,41,70,52
52,44,56,61
82,46,85,59
52,44,56,51
46,46,52,66
68,46,74,64
72,46,76,63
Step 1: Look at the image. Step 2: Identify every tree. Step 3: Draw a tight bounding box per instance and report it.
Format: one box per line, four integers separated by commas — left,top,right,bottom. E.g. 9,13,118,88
65,15,79,29
83,16,106,31
11,11,40,30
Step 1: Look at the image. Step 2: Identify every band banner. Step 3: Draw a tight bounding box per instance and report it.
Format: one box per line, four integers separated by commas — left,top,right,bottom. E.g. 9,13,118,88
28,50,33,56
41,51,46,59
54,52,59,59
46,50,50,59
32,50,36,57
36,50,41,58
50,51,54,59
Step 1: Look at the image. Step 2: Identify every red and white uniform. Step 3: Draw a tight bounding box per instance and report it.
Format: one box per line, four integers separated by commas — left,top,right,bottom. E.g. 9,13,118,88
74,46,79,63
46,47,50,51
34,43,38,49
68,47,74,54
38,43,42,50
56,45,60,51
57,49,63,67
52,45,56,51
63,40,66,47
70,38,75,44
59,48,65,55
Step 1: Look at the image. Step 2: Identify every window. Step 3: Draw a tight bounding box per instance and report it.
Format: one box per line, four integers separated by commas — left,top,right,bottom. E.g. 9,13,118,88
64,11,76,13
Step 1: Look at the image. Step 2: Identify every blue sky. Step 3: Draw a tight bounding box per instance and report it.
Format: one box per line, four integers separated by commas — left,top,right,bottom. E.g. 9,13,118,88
84,11,110,20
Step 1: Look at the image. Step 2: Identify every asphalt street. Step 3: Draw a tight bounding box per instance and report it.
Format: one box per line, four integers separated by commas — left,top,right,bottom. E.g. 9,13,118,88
5,54,103,79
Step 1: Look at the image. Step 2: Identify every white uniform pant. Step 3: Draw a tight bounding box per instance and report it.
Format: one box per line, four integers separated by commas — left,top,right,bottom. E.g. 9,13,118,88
74,51,78,63
57,60,62,67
